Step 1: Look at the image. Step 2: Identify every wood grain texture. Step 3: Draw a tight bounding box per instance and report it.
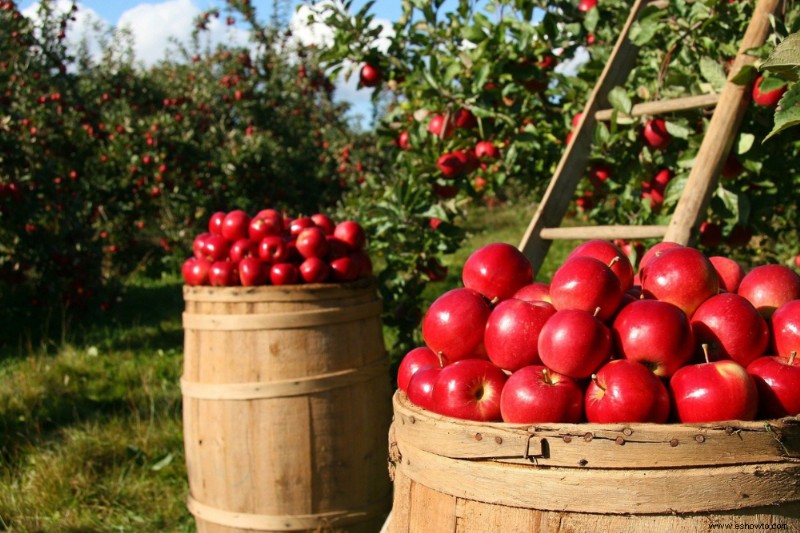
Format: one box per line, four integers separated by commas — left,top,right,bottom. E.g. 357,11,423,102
182,281,392,533
388,392,800,532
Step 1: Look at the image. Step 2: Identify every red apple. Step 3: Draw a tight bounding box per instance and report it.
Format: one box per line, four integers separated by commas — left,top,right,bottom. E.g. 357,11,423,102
258,235,290,264
642,118,671,150
229,238,256,263
431,359,508,421
326,236,350,259
221,209,250,242
585,359,671,423
349,250,373,277
549,255,623,322
638,241,683,273
474,140,500,160
462,242,534,303
295,227,329,259
192,232,211,259
500,365,584,424
208,211,225,235
298,256,331,284
202,234,231,262
512,282,551,303
709,256,745,293
568,239,634,292
484,299,556,372
747,352,800,418
288,216,315,237
209,261,238,286
407,366,442,411
612,299,695,377
270,262,298,285
587,163,612,190
397,346,444,393
641,246,719,316
333,220,366,251
310,213,336,235
699,221,723,248
329,256,359,282
359,63,382,88
538,309,613,379
690,293,768,367
737,264,800,319
670,357,758,423
752,75,786,107
578,0,597,12
453,108,477,129
436,151,466,179
422,288,491,363
238,257,265,286
249,210,283,240
770,300,800,357
427,114,454,138
182,257,211,286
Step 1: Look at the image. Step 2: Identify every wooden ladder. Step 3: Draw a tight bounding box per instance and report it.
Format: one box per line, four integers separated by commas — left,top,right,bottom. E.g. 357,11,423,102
518,0,782,273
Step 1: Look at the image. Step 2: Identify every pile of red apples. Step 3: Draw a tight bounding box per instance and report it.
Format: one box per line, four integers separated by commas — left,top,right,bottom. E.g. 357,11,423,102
182,209,370,286
398,240,800,424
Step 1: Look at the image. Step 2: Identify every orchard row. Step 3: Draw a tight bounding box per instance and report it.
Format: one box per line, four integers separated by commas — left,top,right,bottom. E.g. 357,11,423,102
399,241,800,424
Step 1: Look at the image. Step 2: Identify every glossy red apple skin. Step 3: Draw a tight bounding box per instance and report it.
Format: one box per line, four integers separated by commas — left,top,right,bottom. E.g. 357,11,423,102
209,261,238,287
258,235,290,264
295,227,330,259
203,234,231,262
359,63,382,87
310,213,336,236
298,257,331,284
771,300,800,357
538,309,613,379
333,220,366,251
427,114,454,138
642,118,672,150
578,0,597,12
500,365,584,424
330,256,359,282
612,299,695,378
221,209,250,242
238,257,266,286
484,299,556,372
431,359,508,422
229,238,256,263
641,246,719,317
270,262,299,286
422,288,491,362
690,293,769,367
568,239,634,291
513,282,551,303
709,256,745,293
585,359,671,423
737,264,800,319
669,359,758,423
208,211,226,235
193,233,211,259
407,367,442,411
397,346,444,392
549,255,623,322
474,140,500,160
182,257,211,286
349,250,373,278
462,243,534,303
638,241,683,274
747,353,800,418
249,211,283,241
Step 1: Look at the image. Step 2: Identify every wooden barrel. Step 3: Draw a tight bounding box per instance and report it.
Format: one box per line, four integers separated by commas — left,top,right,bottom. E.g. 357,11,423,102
181,279,392,533
388,391,800,533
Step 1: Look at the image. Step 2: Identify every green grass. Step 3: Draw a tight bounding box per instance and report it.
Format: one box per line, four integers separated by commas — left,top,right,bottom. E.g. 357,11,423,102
0,200,572,532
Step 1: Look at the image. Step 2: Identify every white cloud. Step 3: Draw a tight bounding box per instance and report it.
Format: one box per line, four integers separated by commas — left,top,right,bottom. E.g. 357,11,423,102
22,0,107,63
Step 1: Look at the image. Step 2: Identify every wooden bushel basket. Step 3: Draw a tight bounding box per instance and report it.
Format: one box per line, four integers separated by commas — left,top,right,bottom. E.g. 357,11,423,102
181,279,392,533
388,391,800,533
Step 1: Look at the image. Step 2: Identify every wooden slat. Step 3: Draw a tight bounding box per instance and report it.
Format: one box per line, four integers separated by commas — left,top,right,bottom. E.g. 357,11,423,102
539,224,668,240
663,0,782,244
594,93,720,121
518,0,654,273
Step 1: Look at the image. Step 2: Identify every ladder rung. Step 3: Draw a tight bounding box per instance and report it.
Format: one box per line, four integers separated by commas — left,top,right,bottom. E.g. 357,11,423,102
595,93,720,122
539,225,669,240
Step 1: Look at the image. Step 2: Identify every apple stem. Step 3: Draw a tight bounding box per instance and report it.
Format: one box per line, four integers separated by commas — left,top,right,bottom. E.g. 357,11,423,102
591,373,605,391
593,306,602,317
790,351,797,366
490,296,500,306
542,367,552,385
436,351,445,368
701,343,710,364
607,256,620,268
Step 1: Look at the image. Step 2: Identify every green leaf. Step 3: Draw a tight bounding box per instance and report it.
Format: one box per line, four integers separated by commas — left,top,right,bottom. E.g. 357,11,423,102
664,121,693,140
583,7,599,33
760,32,800,82
730,64,758,86
699,57,727,91
759,76,787,93
737,132,755,154
764,82,800,141
151,453,174,471
461,25,486,43
607,86,632,115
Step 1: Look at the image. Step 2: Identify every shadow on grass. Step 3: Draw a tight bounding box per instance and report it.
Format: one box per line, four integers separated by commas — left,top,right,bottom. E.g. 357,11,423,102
0,280,185,359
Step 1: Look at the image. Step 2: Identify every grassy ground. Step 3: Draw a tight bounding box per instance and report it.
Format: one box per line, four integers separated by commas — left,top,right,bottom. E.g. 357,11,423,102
0,200,572,532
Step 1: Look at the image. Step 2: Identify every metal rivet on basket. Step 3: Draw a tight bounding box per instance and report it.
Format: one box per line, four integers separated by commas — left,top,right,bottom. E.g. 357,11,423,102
409,416,415,424
475,433,483,441
695,434,705,443
670,438,679,447
615,436,625,445
578,459,588,466
584,432,593,442
623,427,633,436
725,426,735,435
495,436,503,444
563,435,572,443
